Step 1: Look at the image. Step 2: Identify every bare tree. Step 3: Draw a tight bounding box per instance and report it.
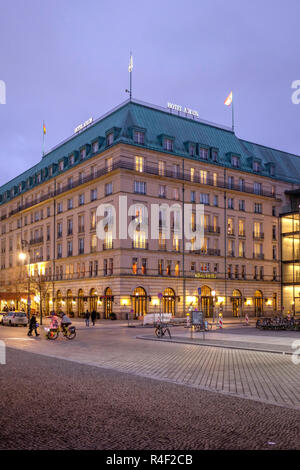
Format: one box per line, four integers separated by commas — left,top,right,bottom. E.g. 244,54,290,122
29,274,51,325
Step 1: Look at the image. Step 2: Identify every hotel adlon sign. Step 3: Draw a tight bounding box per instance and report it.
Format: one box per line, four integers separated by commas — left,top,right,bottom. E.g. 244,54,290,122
167,102,199,117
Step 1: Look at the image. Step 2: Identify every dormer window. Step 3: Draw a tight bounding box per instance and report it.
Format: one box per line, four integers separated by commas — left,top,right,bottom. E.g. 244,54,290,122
231,155,240,168
199,147,209,160
189,144,196,156
211,149,218,162
49,166,53,177
106,132,114,146
37,173,41,183
253,161,260,172
59,161,64,171
80,148,86,160
69,154,74,166
164,138,173,151
92,141,99,153
134,131,145,145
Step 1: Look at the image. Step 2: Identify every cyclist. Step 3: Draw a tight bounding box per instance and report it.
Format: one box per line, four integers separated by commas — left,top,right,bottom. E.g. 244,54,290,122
49,311,59,329
60,312,72,335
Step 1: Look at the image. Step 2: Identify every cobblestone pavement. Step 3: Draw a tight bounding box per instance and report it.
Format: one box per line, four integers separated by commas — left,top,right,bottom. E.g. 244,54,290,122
0,324,299,411
0,348,300,450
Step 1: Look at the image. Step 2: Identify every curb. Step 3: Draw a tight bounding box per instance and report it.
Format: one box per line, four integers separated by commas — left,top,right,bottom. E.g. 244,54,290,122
136,335,293,355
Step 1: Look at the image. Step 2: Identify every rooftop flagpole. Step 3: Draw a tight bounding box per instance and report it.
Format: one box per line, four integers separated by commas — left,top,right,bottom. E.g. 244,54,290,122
224,91,234,132
232,92,234,133
42,121,46,156
128,52,133,101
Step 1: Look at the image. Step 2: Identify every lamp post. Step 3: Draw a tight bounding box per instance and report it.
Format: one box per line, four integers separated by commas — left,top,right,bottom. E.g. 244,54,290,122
212,289,216,323
19,239,31,321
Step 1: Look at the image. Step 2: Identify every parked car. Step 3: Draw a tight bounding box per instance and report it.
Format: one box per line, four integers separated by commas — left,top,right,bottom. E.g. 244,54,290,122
2,311,28,327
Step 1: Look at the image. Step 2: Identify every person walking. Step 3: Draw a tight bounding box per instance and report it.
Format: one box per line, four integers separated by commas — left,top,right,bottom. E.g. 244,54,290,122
28,313,39,337
91,310,96,327
85,309,90,327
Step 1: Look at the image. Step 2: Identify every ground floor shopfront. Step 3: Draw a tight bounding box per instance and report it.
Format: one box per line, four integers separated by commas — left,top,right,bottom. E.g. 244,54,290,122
31,277,281,320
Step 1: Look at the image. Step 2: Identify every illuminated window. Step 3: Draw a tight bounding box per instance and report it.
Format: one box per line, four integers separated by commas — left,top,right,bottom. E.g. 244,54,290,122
190,168,195,182
135,156,144,173
200,170,207,184
158,160,165,176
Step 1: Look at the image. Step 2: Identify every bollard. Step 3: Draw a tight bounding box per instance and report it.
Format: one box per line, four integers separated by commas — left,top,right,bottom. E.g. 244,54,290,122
218,313,223,329
245,313,249,326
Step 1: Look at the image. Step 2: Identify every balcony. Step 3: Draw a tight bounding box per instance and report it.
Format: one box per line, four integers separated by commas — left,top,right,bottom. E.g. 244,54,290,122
227,251,235,257
205,225,220,234
227,231,235,237
29,236,44,245
253,253,264,260
238,231,246,238
78,226,85,233
253,232,264,240
132,241,148,250
103,242,114,250
4,155,279,221
189,248,220,256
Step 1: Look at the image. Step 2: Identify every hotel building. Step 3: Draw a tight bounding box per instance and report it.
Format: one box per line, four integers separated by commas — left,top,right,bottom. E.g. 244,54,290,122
0,99,299,319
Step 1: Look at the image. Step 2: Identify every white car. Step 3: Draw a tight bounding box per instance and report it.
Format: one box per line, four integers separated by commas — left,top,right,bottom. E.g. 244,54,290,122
2,311,28,327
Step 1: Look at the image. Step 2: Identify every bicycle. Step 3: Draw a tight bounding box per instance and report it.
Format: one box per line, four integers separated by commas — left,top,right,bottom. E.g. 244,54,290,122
45,325,76,340
154,322,172,339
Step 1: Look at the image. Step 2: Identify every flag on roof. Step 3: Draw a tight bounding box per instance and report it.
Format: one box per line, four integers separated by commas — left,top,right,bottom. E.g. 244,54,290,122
224,91,233,106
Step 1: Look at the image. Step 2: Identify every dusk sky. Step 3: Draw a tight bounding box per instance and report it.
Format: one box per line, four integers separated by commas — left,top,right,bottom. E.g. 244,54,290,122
0,0,299,186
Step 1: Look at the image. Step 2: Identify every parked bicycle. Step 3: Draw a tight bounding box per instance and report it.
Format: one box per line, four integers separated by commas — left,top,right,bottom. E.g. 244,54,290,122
256,316,300,331
45,324,76,340
154,322,172,338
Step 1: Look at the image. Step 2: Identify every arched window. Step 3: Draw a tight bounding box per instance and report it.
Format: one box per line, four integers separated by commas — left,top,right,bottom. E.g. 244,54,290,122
90,288,97,312
132,287,147,317
163,288,176,314
67,289,73,315
78,289,84,316
104,287,113,319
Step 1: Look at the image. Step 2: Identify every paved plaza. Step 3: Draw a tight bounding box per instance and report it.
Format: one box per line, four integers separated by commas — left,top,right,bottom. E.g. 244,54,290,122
0,321,299,412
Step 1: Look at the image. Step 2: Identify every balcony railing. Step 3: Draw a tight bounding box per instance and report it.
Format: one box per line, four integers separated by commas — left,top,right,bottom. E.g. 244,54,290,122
253,253,264,259
132,241,149,250
103,242,114,250
188,248,220,256
29,236,44,245
4,156,278,220
205,225,220,234
253,232,264,239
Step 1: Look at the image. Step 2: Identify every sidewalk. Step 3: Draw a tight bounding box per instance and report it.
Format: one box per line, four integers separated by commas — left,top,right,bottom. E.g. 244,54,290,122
137,326,300,354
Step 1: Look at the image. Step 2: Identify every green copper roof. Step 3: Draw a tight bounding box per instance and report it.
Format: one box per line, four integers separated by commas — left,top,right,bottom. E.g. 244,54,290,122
1,99,300,204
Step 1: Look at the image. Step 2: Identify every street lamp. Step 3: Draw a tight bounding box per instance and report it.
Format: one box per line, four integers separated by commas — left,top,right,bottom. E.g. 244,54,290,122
212,289,216,322
19,239,31,321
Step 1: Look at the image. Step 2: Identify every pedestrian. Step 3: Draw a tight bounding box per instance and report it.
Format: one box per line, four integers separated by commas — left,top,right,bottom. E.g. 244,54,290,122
91,310,96,326
28,313,39,337
85,309,90,327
